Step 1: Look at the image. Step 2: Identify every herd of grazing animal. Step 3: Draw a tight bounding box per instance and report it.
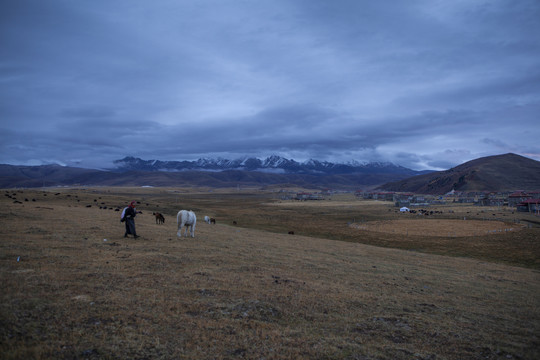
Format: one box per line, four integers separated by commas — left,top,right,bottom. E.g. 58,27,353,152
142,209,221,238
152,211,288,238
7,190,298,239
203,216,216,224
148,211,221,238
151,210,215,238
8,191,288,239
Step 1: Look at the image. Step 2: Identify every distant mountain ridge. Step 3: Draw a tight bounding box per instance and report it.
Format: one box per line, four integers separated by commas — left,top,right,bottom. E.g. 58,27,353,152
113,155,426,176
378,153,540,194
0,155,428,189
0,164,419,189
5,154,536,192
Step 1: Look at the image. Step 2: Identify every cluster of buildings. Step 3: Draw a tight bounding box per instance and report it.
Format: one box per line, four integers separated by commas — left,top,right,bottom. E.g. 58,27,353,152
277,189,331,201
280,188,540,214
356,190,540,213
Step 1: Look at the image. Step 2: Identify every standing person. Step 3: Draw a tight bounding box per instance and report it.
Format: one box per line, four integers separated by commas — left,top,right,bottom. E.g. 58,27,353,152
121,201,139,238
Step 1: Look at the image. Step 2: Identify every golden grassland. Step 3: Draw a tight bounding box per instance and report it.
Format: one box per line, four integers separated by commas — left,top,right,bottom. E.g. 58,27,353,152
351,219,525,237
1,187,539,359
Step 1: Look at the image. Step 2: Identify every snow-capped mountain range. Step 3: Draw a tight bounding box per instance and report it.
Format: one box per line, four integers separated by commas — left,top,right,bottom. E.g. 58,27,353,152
113,155,427,176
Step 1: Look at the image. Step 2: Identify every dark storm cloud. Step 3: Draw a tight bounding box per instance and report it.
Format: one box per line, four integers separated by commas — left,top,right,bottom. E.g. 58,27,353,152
1,0,539,170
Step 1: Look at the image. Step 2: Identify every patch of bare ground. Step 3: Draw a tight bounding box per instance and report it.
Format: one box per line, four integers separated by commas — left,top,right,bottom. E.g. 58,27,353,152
0,188,539,359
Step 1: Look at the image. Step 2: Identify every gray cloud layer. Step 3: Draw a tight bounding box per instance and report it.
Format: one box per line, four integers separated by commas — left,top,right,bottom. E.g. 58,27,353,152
1,0,539,170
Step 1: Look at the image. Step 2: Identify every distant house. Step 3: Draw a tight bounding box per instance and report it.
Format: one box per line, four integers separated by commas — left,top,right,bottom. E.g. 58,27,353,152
476,192,506,206
361,191,374,200
295,192,324,201
295,192,312,200
393,193,414,207
516,199,540,213
456,194,476,203
321,189,333,196
508,191,533,207
372,192,394,201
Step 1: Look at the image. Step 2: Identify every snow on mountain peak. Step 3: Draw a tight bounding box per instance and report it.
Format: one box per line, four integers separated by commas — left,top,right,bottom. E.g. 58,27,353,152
113,155,420,176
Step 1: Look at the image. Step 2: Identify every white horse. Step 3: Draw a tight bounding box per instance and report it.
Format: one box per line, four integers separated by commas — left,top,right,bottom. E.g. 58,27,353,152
177,210,197,237
204,215,211,224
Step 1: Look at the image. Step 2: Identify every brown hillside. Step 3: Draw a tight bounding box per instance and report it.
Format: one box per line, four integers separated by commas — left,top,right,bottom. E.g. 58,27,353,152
379,153,540,194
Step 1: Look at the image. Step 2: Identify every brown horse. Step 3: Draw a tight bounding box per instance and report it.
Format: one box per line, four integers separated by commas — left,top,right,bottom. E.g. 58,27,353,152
153,212,165,224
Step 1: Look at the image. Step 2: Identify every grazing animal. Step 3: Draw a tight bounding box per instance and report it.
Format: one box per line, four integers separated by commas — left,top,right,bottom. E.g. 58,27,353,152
153,212,165,224
288,231,294,235
210,218,216,224
177,210,197,237
204,216,211,224
232,221,237,225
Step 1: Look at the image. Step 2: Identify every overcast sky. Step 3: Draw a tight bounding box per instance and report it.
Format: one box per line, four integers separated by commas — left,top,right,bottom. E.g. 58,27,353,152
1,0,539,170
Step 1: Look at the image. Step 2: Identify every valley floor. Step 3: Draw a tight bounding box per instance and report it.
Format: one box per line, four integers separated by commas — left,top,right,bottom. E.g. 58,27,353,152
1,188,539,359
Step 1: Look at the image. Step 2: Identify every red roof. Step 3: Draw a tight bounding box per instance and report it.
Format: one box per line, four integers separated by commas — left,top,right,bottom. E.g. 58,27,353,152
509,191,528,197
517,198,540,205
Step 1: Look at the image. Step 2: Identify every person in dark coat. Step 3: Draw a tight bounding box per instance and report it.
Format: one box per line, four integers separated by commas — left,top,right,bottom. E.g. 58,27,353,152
121,201,139,238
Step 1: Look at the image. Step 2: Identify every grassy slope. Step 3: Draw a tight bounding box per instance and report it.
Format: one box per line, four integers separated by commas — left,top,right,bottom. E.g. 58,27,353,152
0,188,539,359
379,153,540,194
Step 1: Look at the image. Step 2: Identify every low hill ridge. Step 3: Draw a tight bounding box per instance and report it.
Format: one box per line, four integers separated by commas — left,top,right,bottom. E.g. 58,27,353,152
378,153,540,194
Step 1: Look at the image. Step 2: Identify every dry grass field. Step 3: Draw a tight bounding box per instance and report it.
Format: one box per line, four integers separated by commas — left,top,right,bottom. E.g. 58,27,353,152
1,187,539,359
351,219,524,238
